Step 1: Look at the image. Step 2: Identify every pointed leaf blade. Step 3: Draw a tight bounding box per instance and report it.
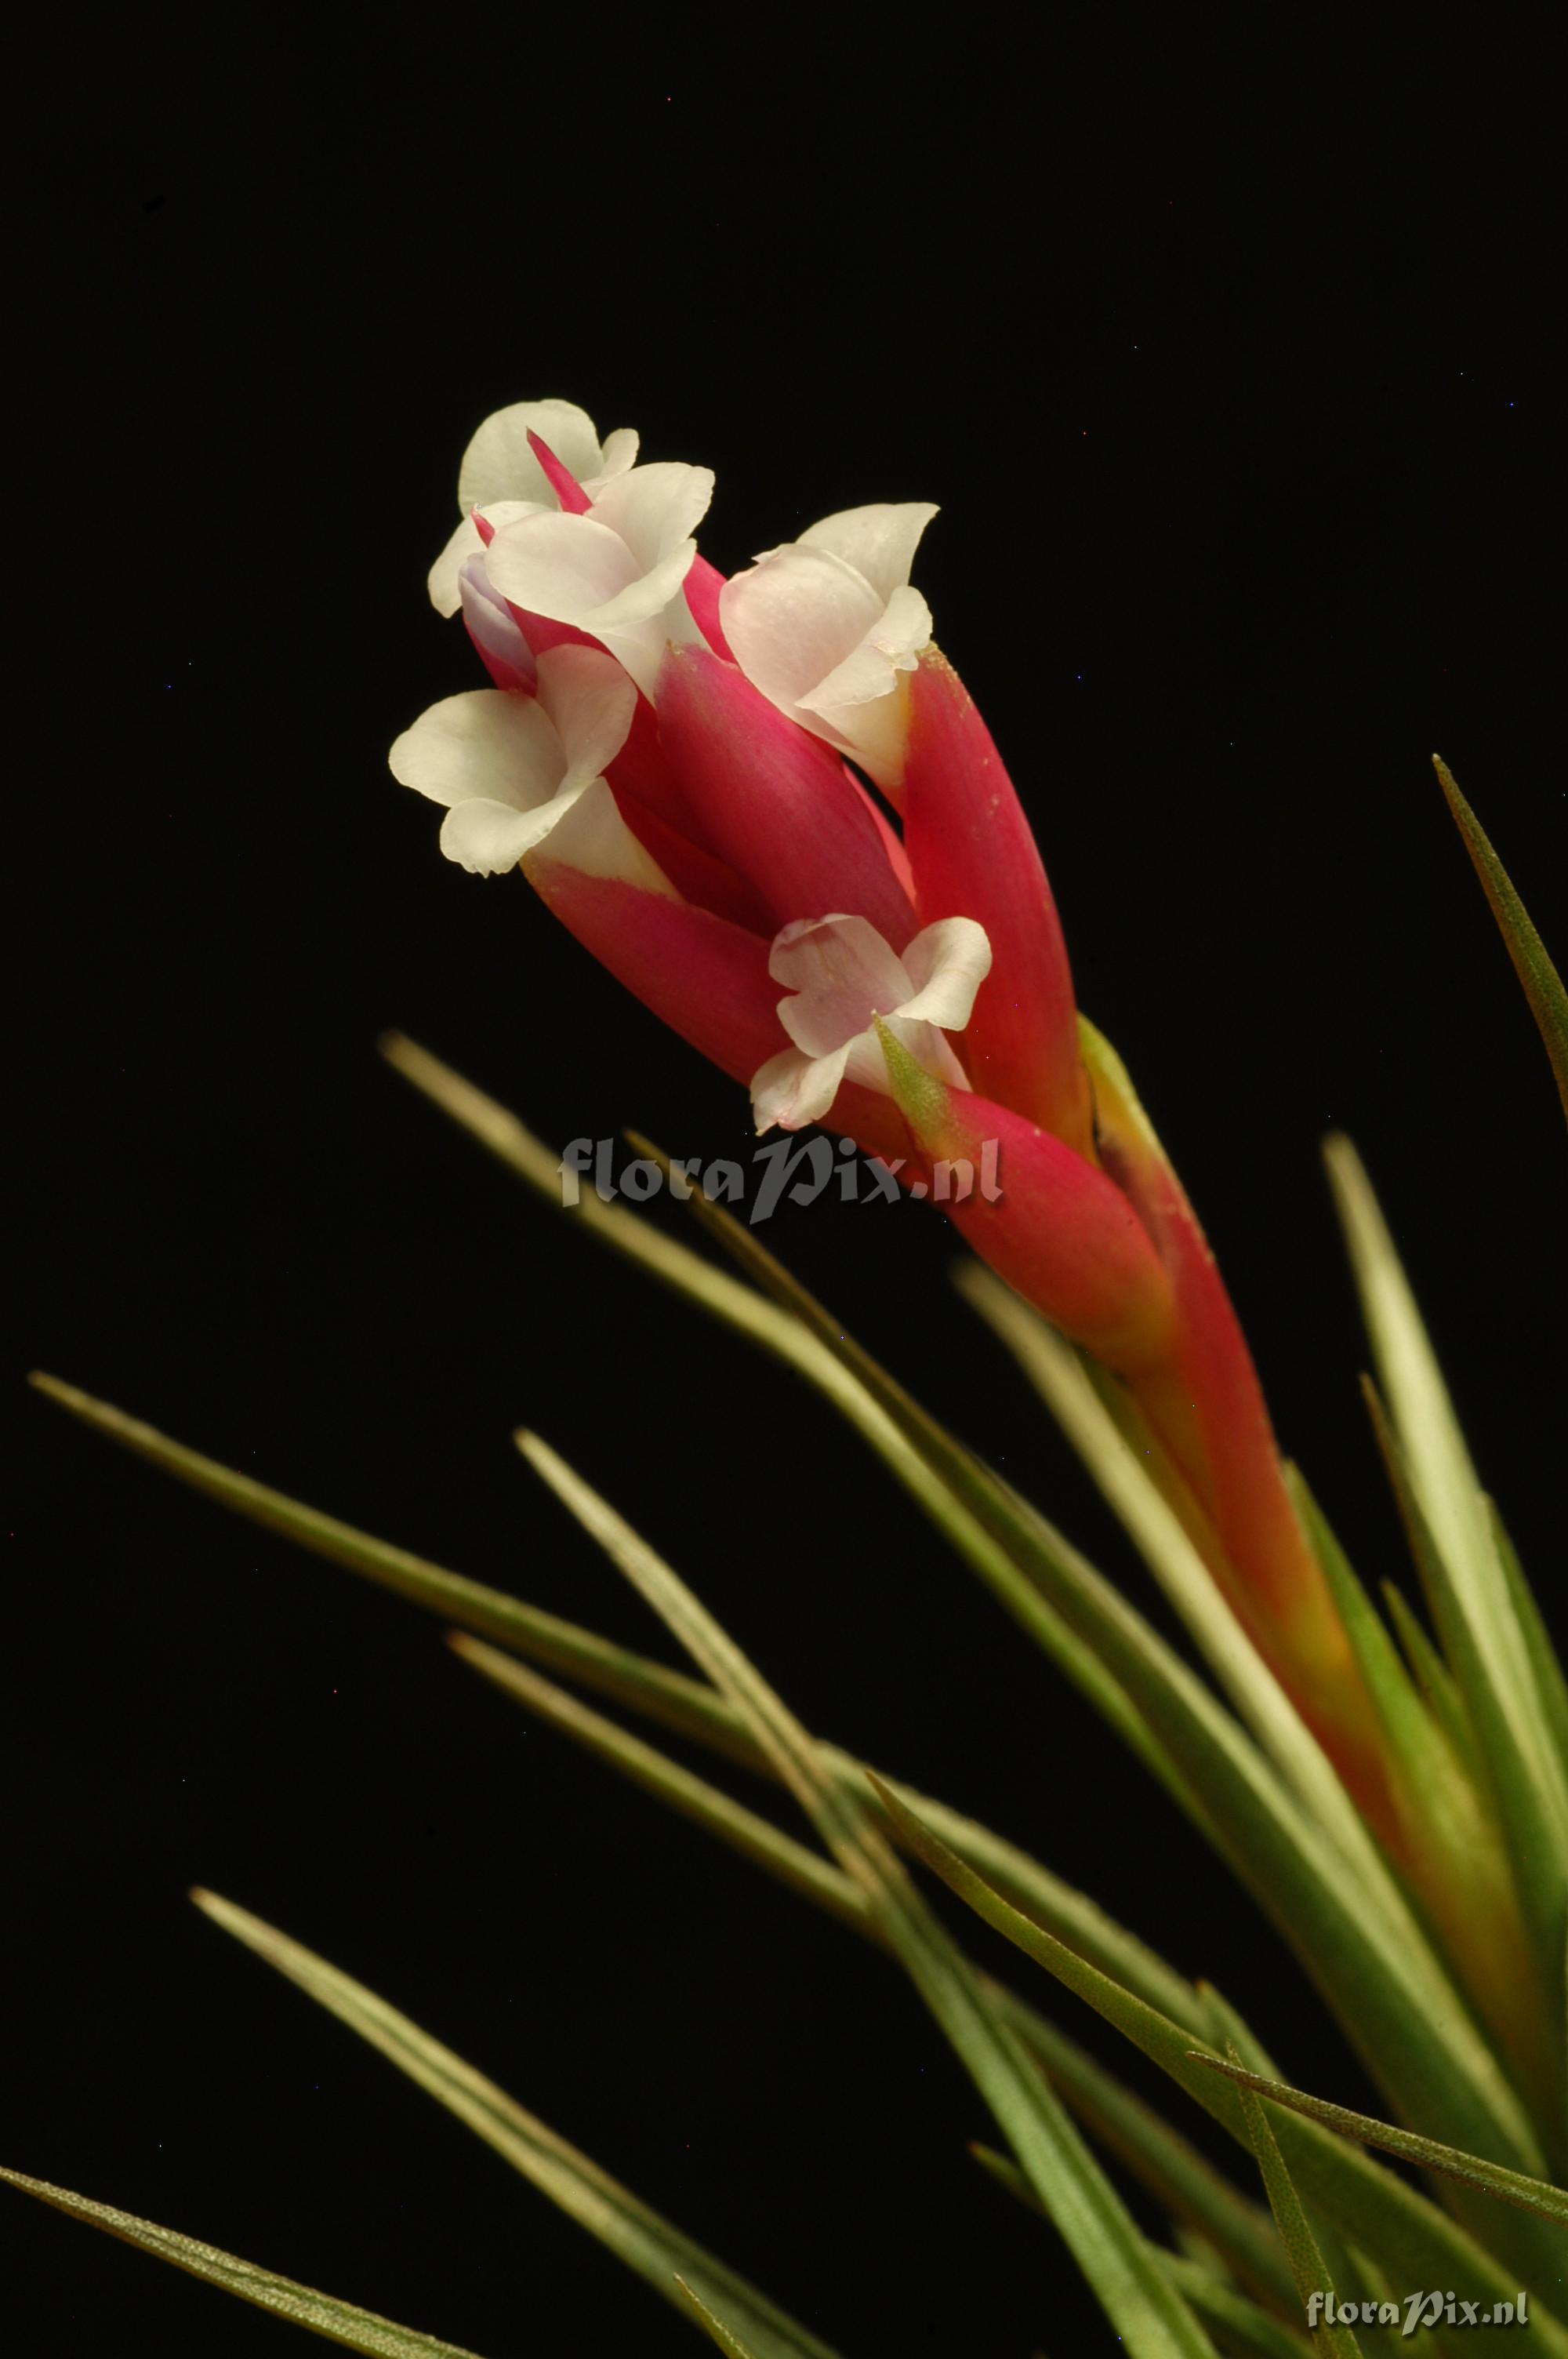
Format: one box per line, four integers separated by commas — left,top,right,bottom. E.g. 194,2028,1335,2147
1434,756,1568,1125
0,2167,489,2358
192,1893,844,2359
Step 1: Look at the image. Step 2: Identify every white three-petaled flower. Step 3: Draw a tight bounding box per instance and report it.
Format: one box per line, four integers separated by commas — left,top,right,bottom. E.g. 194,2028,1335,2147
751,912,992,1132
721,504,938,789
388,645,670,888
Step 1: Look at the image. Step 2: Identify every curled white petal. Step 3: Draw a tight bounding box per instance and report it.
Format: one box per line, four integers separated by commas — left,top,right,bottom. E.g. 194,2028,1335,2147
534,646,637,786
485,500,702,699
797,503,938,604
485,511,641,622
389,689,565,812
750,912,988,1131
770,914,912,1056
721,547,884,728
543,776,676,892
458,563,537,689
586,463,715,571
751,1042,854,1133
427,498,549,618
457,400,615,516
440,785,589,876
897,915,993,1028
797,583,933,716
721,545,933,786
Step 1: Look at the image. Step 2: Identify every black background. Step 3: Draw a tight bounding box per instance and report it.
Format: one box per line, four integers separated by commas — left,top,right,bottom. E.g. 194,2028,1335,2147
12,13,1568,2353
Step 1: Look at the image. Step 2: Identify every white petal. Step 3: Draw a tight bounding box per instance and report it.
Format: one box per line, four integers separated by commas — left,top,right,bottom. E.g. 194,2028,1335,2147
439,785,588,875
588,463,715,571
799,582,933,716
426,498,549,617
750,1042,853,1133
896,916,993,1028
485,511,641,623
458,563,536,689
720,546,885,727
798,503,938,604
771,914,913,1056
582,427,641,490
544,776,678,894
456,400,607,515
847,1014,968,1094
583,538,699,632
428,514,484,618
389,689,564,812
535,645,637,783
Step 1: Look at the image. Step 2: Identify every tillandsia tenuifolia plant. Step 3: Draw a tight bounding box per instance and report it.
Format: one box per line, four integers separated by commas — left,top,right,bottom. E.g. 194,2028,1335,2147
17,394,1568,2354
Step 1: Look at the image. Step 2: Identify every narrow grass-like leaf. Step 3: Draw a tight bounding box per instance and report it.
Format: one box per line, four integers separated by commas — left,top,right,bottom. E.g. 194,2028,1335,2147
1487,1494,1568,1794
1189,2059,1568,2228
1377,1579,1475,1774
454,1630,1202,2031
454,1632,1286,2309
381,1047,1198,1805
448,1637,866,1934
969,2146,1308,2358
1287,1463,1540,2090
869,1776,1568,2342
30,1371,1199,2035
517,1433,1219,2359
1156,2254,1314,2359
961,1281,1454,1909
0,2167,488,2357
676,2277,766,2357
1227,2053,1363,2357
1283,1467,1436,1779
192,1892,844,2359
1434,755,1568,1125
27,1373,750,1763
379,1041,1548,2165
1325,1140,1568,1840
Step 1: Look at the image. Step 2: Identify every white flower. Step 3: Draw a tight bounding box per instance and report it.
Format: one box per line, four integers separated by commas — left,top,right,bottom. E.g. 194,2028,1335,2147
750,911,991,1132
481,463,714,701
388,645,670,888
426,398,641,618
720,503,938,788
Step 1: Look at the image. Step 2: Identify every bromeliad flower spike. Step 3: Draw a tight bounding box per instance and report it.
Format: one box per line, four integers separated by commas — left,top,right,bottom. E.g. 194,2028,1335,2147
23,380,1568,2354
390,397,1537,2073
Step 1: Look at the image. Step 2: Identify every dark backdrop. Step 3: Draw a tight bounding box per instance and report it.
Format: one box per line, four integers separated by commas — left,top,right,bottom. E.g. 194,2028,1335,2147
13,13,1567,2354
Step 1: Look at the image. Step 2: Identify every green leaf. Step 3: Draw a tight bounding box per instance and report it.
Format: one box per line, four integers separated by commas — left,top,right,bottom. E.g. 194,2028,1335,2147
1326,1141,1568,2085
0,2167,488,2357
448,1636,868,1936
27,1372,749,1765
1325,1139,1568,1835
383,1045,1189,1806
516,1432,1220,2359
29,1370,1200,2034
453,1632,1204,2033
1226,2050,1363,2357
44,1350,1226,2070
1187,2056,1568,2228
1486,1493,1568,1795
1434,755,1568,1127
454,1635,1288,2312
866,1776,1568,2344
676,2277,767,2357
1156,2253,1313,2359
971,2144,1299,2345
192,1892,844,2359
